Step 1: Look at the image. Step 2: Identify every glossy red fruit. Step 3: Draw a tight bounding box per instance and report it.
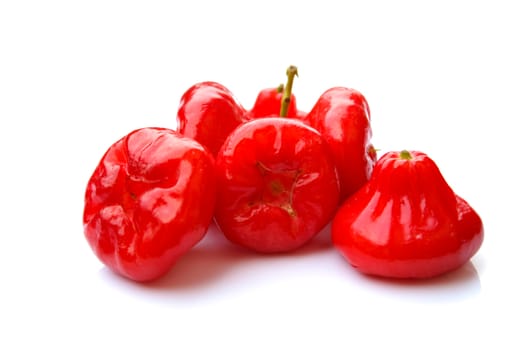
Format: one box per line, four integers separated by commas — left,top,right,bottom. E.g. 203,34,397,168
177,82,247,156
215,117,340,253
331,150,484,279
83,127,216,282
306,87,376,201
247,85,305,120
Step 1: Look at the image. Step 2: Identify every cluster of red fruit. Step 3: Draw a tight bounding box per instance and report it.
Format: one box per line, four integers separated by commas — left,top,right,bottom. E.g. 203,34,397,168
83,66,483,282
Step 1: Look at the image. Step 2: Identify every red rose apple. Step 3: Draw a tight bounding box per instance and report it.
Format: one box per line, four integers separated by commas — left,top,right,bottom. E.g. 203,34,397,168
83,127,216,282
214,117,340,253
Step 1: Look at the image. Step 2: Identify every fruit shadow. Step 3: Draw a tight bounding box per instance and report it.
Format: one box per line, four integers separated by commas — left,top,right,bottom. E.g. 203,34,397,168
352,259,482,303
135,222,334,291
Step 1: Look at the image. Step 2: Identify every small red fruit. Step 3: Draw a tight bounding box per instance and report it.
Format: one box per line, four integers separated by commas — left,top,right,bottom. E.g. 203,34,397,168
177,82,247,156
306,87,376,201
247,84,305,119
247,67,306,120
215,117,340,253
83,127,216,282
331,150,484,279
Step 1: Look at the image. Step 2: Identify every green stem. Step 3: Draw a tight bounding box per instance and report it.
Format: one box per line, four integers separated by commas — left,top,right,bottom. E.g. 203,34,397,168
280,65,298,117
399,150,412,160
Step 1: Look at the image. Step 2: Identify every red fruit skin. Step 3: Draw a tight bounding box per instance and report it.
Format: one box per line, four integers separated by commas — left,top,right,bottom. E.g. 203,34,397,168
177,82,247,156
306,87,376,201
215,117,340,253
331,150,484,279
247,86,305,119
83,128,216,282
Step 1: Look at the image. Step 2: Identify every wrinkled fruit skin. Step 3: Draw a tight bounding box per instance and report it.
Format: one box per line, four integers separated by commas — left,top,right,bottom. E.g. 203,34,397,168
83,127,216,282
177,82,247,156
215,117,340,253
331,150,483,279
306,87,376,201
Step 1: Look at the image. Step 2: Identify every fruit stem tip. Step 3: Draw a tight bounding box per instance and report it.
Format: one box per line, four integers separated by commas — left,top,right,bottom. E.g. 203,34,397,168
280,65,298,117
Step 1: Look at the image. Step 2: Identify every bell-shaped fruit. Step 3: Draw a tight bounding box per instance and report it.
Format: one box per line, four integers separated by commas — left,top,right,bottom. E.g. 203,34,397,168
331,150,483,278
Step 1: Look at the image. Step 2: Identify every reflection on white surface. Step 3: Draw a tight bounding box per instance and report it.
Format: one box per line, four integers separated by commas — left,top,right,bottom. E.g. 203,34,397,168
356,261,480,304
90,222,489,349
96,222,482,306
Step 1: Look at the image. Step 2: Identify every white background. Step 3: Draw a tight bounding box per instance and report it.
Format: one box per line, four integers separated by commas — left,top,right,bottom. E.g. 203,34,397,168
1,1,523,349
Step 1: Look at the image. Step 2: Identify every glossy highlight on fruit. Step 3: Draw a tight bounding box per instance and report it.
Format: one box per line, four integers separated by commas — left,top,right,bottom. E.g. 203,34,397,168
306,87,376,201
177,75,308,157
215,117,340,253
247,84,304,120
331,150,483,279
83,127,217,282
177,82,247,156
